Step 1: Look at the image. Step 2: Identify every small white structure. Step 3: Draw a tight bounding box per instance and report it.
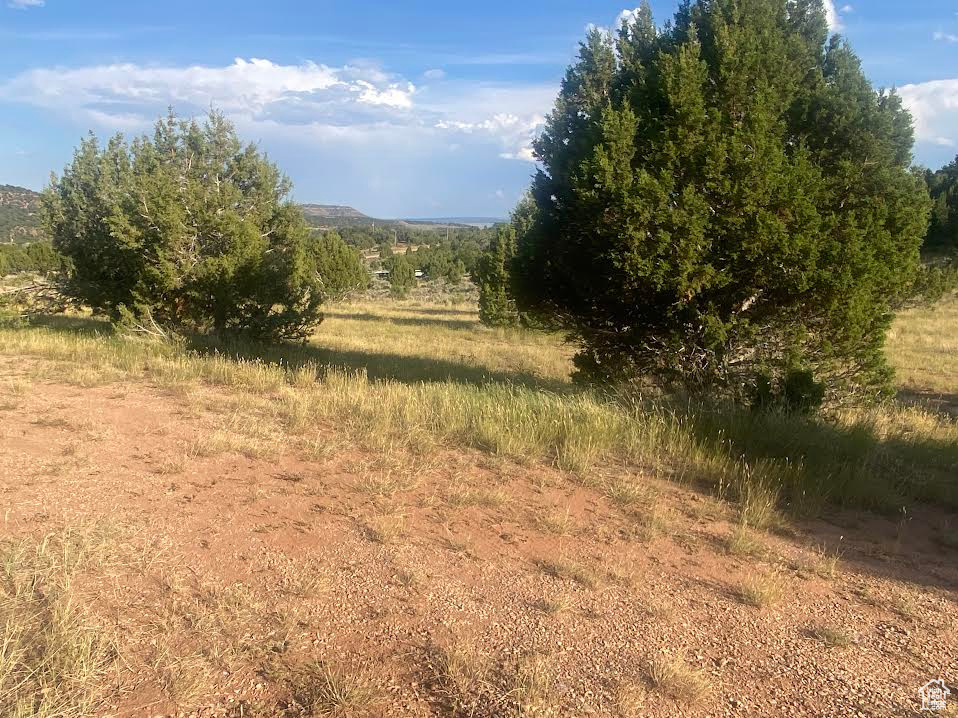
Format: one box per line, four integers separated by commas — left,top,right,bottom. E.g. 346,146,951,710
370,269,424,280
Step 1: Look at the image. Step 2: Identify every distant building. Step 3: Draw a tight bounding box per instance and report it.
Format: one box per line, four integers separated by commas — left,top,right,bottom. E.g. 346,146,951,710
370,269,424,280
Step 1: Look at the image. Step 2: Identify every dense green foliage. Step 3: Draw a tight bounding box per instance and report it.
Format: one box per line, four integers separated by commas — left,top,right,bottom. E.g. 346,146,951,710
329,223,492,277
311,231,370,299
410,244,465,283
925,157,958,253
514,0,930,403
42,111,366,341
0,240,68,276
387,255,417,297
476,196,538,327
476,226,519,327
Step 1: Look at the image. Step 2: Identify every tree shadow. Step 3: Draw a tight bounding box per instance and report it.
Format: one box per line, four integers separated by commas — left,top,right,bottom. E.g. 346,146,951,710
15,313,567,392
382,306,478,318
393,305,479,319
24,313,113,336
326,312,479,330
186,334,571,393
672,399,958,594
898,388,958,420
790,503,958,596
12,312,956,594
675,399,958,512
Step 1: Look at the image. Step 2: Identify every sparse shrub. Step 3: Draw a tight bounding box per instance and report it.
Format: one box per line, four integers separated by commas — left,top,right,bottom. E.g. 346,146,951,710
532,594,571,615
509,653,556,716
535,557,597,589
737,571,786,608
426,641,490,712
605,475,654,509
535,508,576,536
648,654,711,704
444,484,509,509
726,526,764,558
363,515,406,544
809,624,852,648
284,660,381,717
0,529,118,717
808,543,843,579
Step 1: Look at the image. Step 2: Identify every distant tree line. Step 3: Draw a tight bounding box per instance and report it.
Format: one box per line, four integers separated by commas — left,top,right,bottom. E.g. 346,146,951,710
0,241,68,277
334,225,490,278
924,157,958,253
371,244,469,297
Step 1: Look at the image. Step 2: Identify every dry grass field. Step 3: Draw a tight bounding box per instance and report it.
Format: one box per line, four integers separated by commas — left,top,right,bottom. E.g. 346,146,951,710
888,297,958,416
1,290,956,717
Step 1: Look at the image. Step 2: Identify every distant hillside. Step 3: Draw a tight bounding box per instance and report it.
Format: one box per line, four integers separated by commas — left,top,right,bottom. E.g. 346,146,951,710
0,185,45,244
300,204,372,221
301,204,390,229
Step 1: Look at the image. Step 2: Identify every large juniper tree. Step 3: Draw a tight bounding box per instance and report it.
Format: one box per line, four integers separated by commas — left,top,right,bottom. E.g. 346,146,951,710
514,0,930,402
42,110,366,342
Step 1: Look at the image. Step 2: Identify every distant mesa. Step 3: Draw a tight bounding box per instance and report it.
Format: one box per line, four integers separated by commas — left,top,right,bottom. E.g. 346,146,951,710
300,204,373,221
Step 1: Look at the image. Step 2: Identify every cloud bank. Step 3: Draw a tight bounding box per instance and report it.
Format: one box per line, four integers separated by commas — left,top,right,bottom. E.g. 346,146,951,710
0,56,555,214
0,57,549,166
900,79,958,151
823,1,852,32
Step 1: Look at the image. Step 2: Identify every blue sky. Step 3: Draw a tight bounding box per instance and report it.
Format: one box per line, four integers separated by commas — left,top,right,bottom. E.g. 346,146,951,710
1,1,957,218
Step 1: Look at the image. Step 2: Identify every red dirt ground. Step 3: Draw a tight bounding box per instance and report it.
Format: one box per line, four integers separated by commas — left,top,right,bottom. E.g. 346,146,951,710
1,357,956,717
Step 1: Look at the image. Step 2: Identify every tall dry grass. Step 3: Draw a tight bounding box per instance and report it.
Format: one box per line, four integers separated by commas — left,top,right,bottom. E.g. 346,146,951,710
1,297,955,513
0,528,118,718
887,294,958,397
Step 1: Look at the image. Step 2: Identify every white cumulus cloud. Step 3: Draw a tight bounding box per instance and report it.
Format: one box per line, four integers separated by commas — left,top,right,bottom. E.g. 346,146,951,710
899,78,958,152
436,112,545,162
617,8,642,28
0,57,552,164
823,0,848,32
0,58,402,116
586,6,651,36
